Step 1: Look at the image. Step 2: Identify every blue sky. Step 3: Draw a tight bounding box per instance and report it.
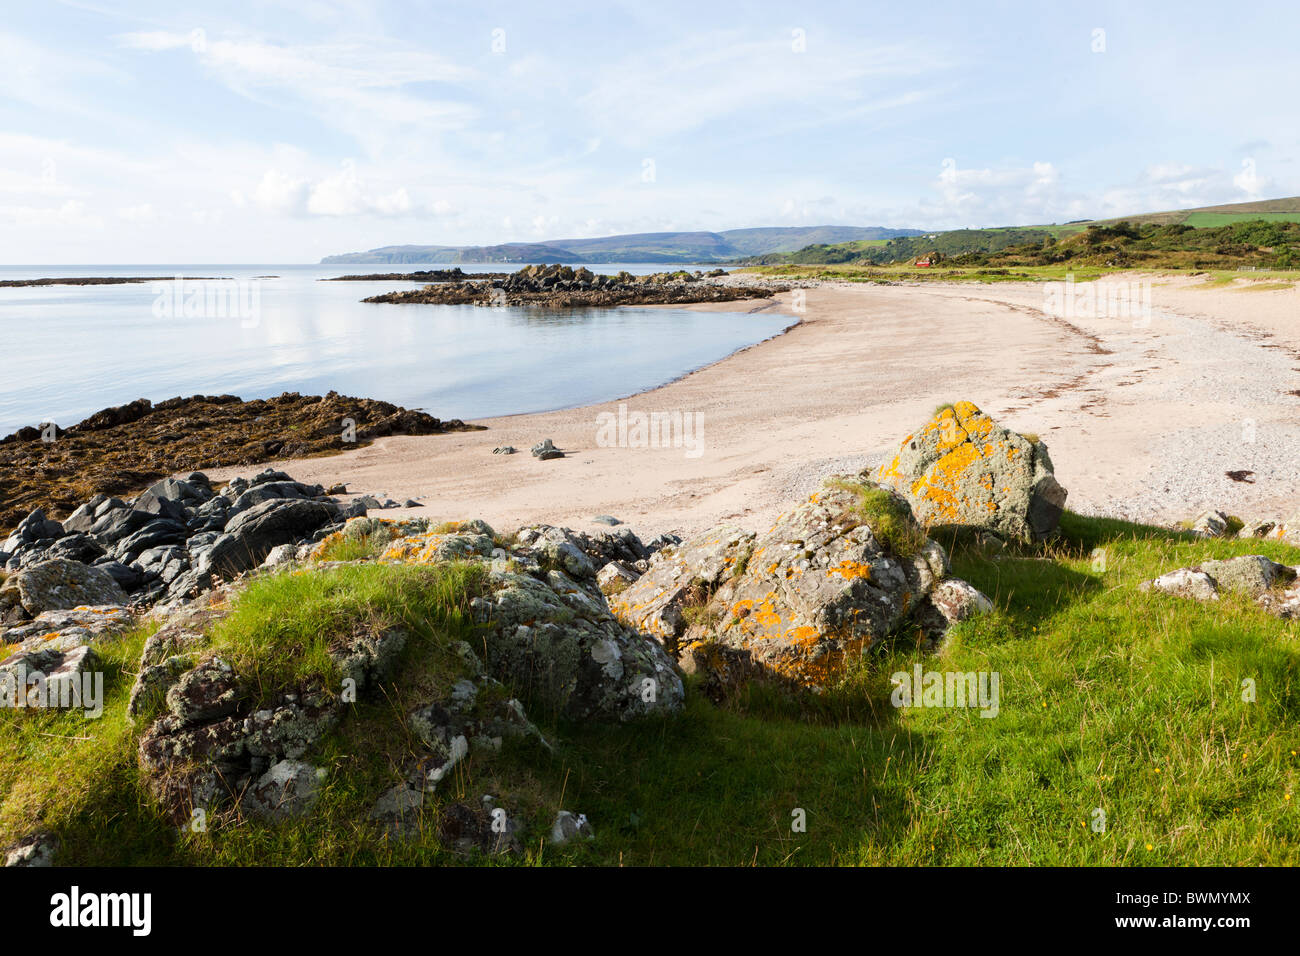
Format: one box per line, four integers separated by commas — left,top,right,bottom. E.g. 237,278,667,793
2,0,1297,262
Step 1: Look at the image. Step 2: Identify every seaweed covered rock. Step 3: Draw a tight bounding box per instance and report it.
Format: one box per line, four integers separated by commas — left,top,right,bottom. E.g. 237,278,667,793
363,263,785,309
611,477,989,687
0,390,482,534
876,401,1067,542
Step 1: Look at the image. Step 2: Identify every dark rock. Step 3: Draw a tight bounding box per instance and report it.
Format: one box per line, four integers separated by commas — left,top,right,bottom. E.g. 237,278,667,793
250,468,295,487
531,438,564,460
2,509,63,551
243,760,325,820
61,494,111,533
113,518,188,562
203,498,338,578
94,559,145,592
88,507,153,546
229,480,324,514
438,796,521,855
41,532,105,564
133,477,212,515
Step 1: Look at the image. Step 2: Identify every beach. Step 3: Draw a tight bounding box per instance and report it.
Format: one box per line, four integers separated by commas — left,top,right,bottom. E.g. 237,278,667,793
203,274,1300,537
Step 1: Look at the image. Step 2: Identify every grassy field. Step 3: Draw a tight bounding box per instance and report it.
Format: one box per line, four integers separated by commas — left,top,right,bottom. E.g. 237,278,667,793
747,262,1125,283
3,513,1298,865
1183,212,1300,228
747,262,1300,287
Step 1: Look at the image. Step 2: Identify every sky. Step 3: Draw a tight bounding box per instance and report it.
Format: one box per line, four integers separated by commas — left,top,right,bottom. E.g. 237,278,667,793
1,0,1297,263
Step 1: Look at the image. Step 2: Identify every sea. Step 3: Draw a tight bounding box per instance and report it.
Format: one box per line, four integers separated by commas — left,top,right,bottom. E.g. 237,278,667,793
0,263,792,435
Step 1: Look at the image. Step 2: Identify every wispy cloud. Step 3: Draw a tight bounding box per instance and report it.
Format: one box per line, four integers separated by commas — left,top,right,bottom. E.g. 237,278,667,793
0,0,1294,261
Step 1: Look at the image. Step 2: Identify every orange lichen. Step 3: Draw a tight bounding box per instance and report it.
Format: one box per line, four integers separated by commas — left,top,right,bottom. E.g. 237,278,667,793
828,560,873,580
753,597,783,630
308,532,344,561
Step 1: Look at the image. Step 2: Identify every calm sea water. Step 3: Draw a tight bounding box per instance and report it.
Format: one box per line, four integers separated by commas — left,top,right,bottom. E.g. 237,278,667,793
0,264,791,434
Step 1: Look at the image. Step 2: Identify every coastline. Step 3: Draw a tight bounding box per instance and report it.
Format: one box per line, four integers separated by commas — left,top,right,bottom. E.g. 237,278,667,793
475,292,803,423
198,273,1300,538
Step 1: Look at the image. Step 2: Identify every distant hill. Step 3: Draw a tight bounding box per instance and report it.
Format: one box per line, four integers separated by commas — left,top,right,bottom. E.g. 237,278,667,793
320,226,926,264
747,197,1300,267
1002,196,1300,237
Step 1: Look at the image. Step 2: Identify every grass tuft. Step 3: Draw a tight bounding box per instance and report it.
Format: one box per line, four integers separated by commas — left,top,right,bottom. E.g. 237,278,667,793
827,479,929,559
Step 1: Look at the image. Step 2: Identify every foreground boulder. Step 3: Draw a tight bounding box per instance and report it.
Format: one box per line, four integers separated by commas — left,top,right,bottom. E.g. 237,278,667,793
379,522,685,720
202,497,340,578
0,467,372,609
610,476,990,688
0,558,127,620
130,516,683,830
876,401,1067,541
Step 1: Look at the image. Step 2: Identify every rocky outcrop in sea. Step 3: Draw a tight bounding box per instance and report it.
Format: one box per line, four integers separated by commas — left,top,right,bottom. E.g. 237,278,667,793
362,263,785,308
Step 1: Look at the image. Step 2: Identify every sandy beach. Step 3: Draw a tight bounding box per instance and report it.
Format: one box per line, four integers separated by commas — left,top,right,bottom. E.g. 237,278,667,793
204,274,1300,538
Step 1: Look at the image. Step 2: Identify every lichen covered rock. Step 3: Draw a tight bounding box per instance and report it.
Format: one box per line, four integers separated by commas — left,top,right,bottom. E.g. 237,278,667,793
471,562,684,721
876,401,1067,541
0,604,132,654
0,558,127,619
612,477,988,687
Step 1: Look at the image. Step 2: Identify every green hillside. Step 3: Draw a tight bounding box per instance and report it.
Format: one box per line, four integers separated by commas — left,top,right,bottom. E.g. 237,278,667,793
751,198,1300,271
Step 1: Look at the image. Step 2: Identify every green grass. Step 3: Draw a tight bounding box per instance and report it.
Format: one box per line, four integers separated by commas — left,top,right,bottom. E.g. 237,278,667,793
1183,211,1300,227
827,478,929,559
207,561,487,695
747,262,1119,284
4,513,1299,865
311,533,386,563
0,622,159,856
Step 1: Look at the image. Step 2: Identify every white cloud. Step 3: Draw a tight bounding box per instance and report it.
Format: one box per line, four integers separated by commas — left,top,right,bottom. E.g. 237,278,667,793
251,164,415,218
116,30,476,153
0,199,103,229
252,168,310,214
1233,158,1266,199
117,203,156,222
